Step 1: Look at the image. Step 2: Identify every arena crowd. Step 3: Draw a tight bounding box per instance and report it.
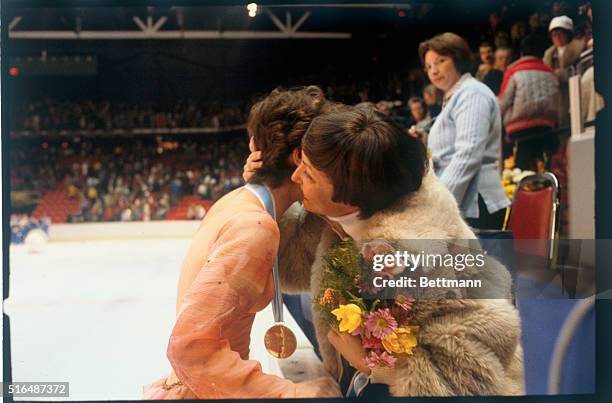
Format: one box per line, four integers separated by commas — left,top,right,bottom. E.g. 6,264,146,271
10,1,600,230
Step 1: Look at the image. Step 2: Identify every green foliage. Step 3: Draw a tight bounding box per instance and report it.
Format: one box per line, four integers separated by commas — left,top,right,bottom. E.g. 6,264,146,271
314,238,364,326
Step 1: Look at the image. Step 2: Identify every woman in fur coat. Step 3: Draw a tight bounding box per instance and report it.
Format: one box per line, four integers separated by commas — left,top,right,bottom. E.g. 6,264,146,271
273,107,525,397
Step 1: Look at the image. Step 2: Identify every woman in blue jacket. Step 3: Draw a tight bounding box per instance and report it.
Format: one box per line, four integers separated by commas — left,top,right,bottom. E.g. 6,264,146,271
418,32,510,229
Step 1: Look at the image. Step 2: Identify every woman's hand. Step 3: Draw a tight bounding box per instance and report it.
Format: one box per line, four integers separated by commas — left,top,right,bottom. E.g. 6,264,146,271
408,126,429,145
242,151,263,182
327,329,371,375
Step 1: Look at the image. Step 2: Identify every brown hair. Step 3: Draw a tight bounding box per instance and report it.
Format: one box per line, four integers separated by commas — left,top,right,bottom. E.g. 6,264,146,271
423,84,443,104
408,97,426,108
247,86,332,188
302,107,429,219
418,32,474,74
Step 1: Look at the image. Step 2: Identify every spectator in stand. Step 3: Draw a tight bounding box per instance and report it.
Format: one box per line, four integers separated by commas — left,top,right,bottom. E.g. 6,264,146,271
11,134,247,223
494,30,512,49
423,84,442,118
486,12,502,40
511,21,528,52
196,181,208,199
9,214,51,244
419,32,510,229
578,7,604,123
578,3,593,45
67,182,79,199
476,42,495,81
498,34,560,171
407,97,432,130
121,206,132,222
406,97,433,145
495,46,514,71
543,15,585,128
187,204,197,220
483,46,514,95
12,98,247,133
529,12,547,36
195,205,206,220
156,193,171,219
355,101,376,110
143,202,152,221
580,41,604,123
375,100,394,117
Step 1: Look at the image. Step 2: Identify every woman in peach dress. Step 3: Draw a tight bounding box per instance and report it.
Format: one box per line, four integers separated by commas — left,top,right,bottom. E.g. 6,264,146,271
142,87,340,400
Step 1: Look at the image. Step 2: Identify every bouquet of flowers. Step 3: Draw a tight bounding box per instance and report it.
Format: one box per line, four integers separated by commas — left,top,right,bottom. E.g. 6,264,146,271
314,238,419,370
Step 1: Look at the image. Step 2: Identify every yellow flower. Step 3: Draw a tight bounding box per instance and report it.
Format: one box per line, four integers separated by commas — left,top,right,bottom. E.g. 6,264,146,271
331,304,363,333
382,326,419,355
504,184,517,199
504,156,516,170
381,332,402,354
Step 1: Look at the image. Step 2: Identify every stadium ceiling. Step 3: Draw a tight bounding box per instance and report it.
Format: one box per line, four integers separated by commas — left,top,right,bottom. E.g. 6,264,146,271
7,3,439,40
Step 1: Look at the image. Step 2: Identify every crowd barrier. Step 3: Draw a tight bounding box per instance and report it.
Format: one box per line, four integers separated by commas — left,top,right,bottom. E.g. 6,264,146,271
48,220,200,242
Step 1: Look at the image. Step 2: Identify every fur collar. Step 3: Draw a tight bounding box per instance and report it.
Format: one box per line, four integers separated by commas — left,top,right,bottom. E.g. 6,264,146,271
349,168,476,241
544,38,585,68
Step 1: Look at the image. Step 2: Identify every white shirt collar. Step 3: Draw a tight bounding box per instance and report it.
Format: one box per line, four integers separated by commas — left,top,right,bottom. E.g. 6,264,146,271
442,73,472,109
326,210,366,243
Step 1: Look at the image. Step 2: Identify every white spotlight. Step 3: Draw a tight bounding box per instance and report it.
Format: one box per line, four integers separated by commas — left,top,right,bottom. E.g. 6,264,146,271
247,3,258,18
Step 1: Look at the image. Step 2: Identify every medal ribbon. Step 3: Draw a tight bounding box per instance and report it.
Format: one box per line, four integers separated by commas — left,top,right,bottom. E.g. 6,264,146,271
244,183,284,323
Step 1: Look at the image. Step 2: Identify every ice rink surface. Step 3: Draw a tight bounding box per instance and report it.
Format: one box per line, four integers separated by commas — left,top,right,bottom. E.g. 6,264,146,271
4,238,322,401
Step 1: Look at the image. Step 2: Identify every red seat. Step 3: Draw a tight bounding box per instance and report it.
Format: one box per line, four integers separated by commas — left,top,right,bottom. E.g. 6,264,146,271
507,173,560,261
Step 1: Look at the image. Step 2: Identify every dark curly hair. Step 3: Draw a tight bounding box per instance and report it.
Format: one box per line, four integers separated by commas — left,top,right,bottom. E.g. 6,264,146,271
247,85,334,188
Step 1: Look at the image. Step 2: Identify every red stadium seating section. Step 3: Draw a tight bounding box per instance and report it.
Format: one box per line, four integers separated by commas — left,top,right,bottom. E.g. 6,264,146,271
165,196,213,220
32,185,81,223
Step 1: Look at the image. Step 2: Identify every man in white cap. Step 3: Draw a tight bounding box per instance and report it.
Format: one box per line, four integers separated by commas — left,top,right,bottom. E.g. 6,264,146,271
543,15,585,127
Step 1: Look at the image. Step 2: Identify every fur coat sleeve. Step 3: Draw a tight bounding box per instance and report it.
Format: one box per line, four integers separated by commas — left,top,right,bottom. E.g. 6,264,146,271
369,298,524,396
277,202,331,294
308,240,525,396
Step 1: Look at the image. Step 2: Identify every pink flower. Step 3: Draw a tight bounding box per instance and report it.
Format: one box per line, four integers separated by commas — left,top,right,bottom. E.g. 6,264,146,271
361,241,406,277
379,352,398,368
364,351,382,369
394,294,415,311
362,336,382,349
365,308,398,339
390,306,410,327
361,241,396,263
364,351,398,369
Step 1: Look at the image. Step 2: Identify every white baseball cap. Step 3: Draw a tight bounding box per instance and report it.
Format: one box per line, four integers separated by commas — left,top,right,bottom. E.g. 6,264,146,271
549,15,574,32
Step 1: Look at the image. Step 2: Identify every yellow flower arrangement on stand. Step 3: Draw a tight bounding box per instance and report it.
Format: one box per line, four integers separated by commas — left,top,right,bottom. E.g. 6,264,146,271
502,156,535,201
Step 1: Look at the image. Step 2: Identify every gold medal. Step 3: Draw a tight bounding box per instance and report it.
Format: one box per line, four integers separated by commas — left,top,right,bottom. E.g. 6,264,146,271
264,323,297,359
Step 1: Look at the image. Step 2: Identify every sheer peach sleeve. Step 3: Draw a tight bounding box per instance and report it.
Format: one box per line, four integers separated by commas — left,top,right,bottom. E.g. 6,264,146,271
166,212,304,399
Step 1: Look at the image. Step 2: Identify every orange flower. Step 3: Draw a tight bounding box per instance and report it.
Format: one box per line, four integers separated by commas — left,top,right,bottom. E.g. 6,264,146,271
319,288,335,305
